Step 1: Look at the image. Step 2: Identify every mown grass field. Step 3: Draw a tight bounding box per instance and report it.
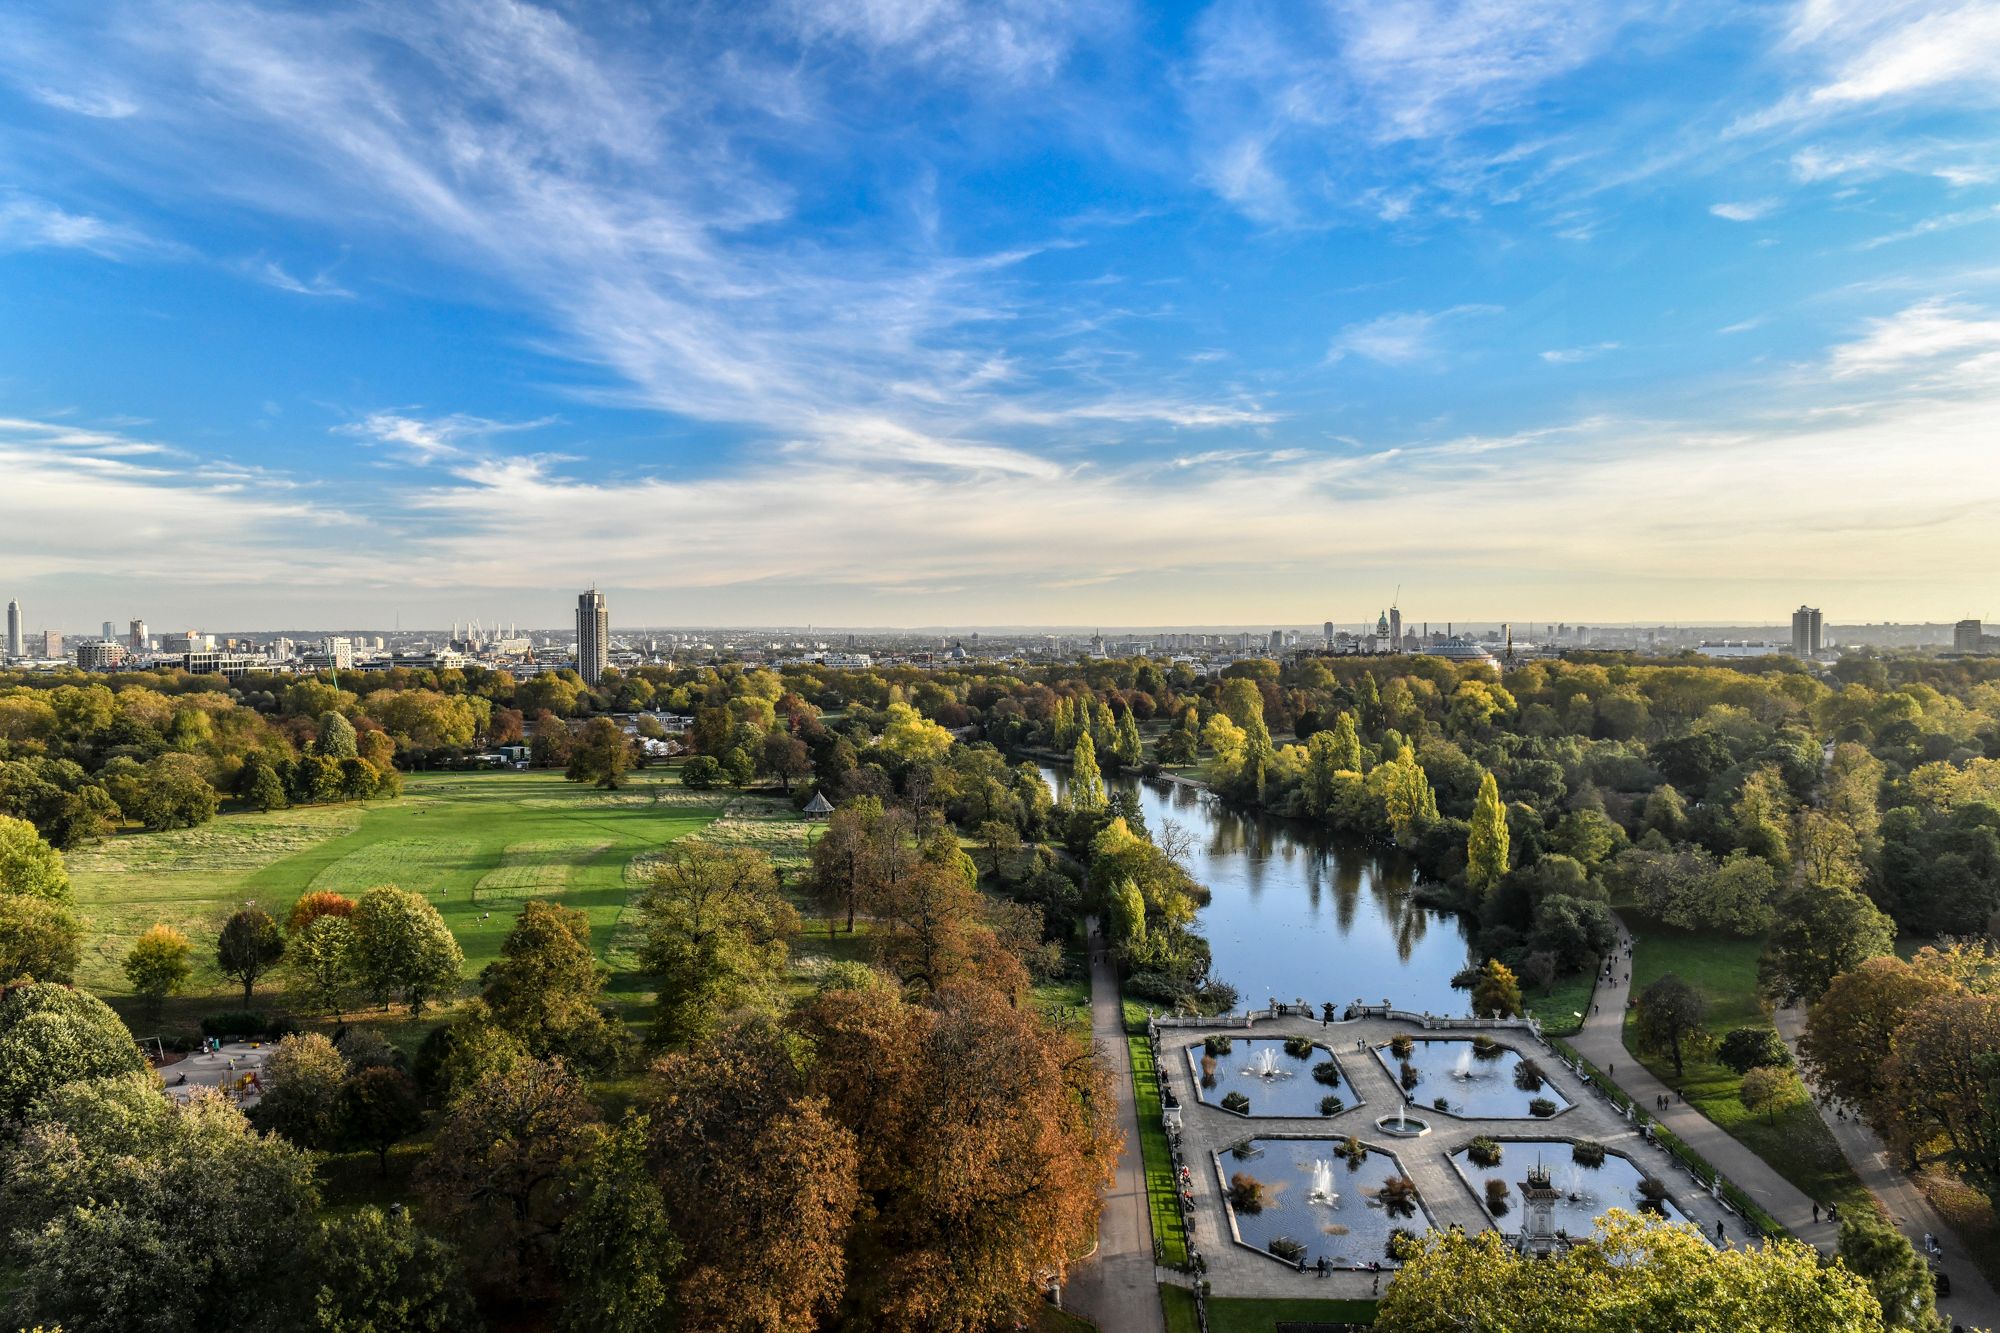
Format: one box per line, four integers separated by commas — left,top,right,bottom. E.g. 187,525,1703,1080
1621,913,1870,1214
68,770,723,1027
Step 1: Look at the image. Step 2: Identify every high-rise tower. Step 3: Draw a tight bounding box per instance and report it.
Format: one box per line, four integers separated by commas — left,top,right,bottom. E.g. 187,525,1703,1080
5,601,20,659
1791,605,1822,657
129,618,148,651
576,588,609,685
1389,605,1402,653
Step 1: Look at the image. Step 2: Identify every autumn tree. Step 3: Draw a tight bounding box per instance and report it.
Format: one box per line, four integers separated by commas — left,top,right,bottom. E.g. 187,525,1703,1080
286,889,356,935
1634,973,1709,1078
761,731,812,793
637,841,797,1047
1881,993,2000,1195
417,1058,601,1299
1470,958,1523,1019
792,984,1118,1331
1466,770,1509,895
644,1024,860,1331
1759,883,1896,1006
1800,955,1962,1115
481,898,622,1069
351,884,465,1013
216,906,285,1005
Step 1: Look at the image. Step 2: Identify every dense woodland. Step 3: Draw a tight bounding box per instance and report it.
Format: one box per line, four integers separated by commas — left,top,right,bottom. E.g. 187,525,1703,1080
5,648,2000,1329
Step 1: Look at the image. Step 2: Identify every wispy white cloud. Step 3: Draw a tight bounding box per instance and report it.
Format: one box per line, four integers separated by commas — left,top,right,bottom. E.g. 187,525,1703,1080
0,197,158,258
1540,342,1620,364
1327,306,1500,366
1710,199,1778,222
782,0,1117,84
244,257,352,298
1827,298,2000,376
1857,203,2000,249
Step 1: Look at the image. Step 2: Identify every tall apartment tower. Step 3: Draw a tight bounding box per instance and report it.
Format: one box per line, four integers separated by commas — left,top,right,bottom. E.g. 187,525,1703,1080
1389,606,1403,653
576,588,609,685
1955,619,1984,654
129,619,148,651
1322,620,1335,646
1791,605,1823,657
5,601,20,659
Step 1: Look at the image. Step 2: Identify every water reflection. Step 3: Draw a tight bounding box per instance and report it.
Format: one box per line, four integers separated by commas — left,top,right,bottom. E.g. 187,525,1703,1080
1041,766,1475,1014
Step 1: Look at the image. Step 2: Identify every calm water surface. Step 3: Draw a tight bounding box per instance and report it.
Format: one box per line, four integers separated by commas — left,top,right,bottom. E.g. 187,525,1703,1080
1041,766,1474,1014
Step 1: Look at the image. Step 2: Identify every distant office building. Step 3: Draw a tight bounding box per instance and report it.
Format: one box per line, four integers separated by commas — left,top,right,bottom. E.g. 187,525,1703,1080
37,631,62,658
129,618,148,651
78,641,129,671
1268,629,1283,652
1955,619,1985,654
1322,620,1334,645
1389,607,1402,652
576,588,609,685
182,651,263,678
5,601,19,659
1791,605,1823,657
101,620,116,641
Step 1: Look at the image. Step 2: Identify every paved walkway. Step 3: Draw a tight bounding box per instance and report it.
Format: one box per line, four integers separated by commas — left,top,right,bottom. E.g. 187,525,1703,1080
1063,919,1167,1333
1568,922,1839,1253
155,1041,274,1107
1772,1006,2000,1333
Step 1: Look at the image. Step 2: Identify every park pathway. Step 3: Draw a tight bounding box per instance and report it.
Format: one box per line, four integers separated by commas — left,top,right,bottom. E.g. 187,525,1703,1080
1568,917,1840,1254
1061,917,1167,1333
1773,1006,2000,1333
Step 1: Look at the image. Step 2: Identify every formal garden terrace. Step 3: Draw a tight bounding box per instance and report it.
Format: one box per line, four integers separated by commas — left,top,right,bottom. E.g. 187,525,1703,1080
1151,1007,1742,1301
1187,1035,1361,1119
1371,1034,1574,1120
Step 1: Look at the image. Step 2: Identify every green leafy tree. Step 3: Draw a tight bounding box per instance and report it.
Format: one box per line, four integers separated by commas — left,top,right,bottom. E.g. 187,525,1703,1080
1838,1207,1945,1332
253,1032,350,1149
1065,732,1107,813
1376,746,1439,843
123,923,194,1021
557,1114,680,1333
1,1073,318,1332
216,906,285,1005
290,912,356,1017
1634,973,1710,1078
1376,1210,1881,1331
1470,958,1523,1018
636,841,796,1048
243,761,289,811
0,814,70,902
315,709,359,759
481,899,622,1069
1110,876,1148,946
1759,883,1897,1006
567,716,634,789
1740,1064,1807,1123
351,885,465,1014
306,1206,482,1333
0,982,145,1125
344,1065,426,1176
0,892,82,982
1466,770,1509,895
125,752,220,830
1717,1026,1792,1075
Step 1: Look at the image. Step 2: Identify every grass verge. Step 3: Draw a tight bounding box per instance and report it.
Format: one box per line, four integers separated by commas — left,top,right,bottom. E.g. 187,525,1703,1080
1131,1034,1190,1267
1161,1286,1376,1332
1621,915,1870,1219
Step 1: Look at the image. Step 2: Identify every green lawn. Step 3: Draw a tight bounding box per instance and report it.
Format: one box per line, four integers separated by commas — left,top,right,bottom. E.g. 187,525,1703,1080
1623,914,1870,1214
1160,1286,1376,1331
69,770,724,1027
1525,967,1598,1037
1129,1034,1189,1267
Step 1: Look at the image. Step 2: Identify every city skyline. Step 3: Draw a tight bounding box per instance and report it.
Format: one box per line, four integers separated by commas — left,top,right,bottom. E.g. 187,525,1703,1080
4,2,1999,624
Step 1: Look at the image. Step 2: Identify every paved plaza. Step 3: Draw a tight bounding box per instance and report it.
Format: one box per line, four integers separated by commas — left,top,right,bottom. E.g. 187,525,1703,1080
1153,1009,1744,1301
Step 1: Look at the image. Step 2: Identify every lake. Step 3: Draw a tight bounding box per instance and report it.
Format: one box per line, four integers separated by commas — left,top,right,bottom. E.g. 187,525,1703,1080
1040,765,1475,1015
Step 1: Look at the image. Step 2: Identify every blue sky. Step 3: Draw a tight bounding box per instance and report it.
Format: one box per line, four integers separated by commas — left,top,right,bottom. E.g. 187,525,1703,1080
3,0,1999,630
